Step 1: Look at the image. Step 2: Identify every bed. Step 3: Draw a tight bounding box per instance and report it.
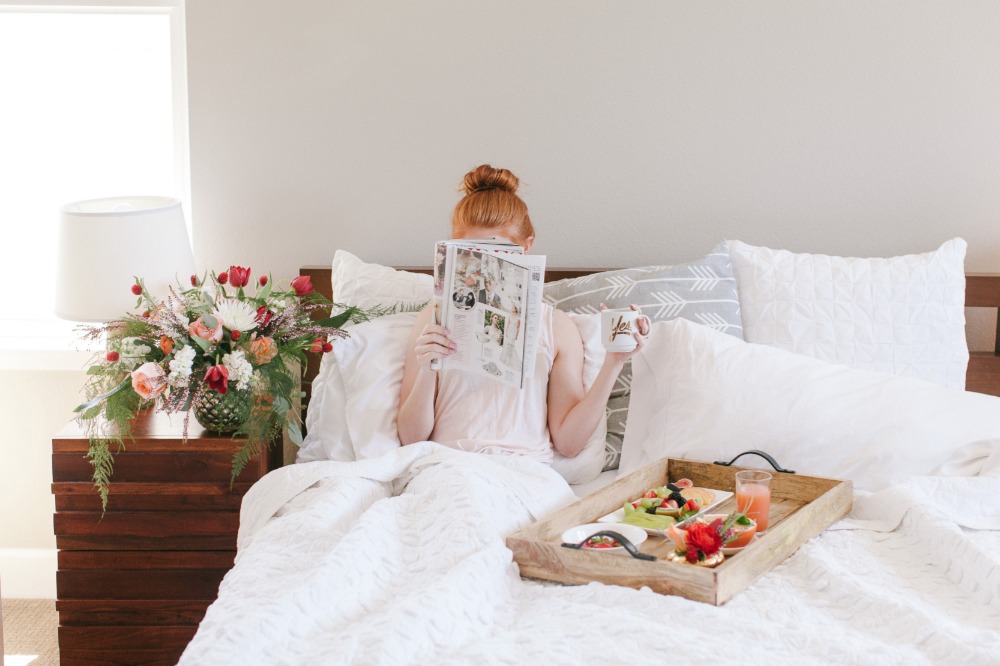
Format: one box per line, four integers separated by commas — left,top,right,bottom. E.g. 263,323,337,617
180,240,1000,665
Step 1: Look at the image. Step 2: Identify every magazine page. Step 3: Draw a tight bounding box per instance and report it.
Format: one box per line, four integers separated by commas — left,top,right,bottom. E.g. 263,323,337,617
431,239,544,388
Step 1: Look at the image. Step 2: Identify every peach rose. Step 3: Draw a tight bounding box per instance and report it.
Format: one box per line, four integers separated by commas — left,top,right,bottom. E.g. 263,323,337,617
159,335,174,354
131,362,167,401
189,316,223,343
248,335,278,365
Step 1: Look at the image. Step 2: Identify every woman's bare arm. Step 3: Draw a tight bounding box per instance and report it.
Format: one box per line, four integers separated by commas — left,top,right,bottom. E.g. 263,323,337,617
546,308,647,457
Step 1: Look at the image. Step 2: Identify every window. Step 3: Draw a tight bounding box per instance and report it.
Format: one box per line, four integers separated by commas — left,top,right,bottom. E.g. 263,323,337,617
0,1,188,364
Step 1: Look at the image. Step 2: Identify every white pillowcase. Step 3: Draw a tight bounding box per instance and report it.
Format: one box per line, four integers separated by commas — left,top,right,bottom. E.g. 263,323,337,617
728,238,969,389
298,309,608,485
298,313,419,463
331,249,433,316
620,318,1000,493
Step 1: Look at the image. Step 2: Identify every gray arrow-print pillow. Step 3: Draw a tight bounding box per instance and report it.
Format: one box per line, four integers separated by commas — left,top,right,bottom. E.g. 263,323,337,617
543,241,743,471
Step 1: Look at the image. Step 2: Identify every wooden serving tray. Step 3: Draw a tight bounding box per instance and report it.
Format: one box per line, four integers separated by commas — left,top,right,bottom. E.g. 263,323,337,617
507,457,852,605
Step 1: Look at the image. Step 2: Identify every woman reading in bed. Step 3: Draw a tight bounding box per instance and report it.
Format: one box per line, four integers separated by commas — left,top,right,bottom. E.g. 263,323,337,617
397,164,649,462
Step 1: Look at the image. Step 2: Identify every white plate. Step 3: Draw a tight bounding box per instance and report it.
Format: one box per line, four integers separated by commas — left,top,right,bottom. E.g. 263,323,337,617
561,522,648,554
722,534,759,555
596,487,734,536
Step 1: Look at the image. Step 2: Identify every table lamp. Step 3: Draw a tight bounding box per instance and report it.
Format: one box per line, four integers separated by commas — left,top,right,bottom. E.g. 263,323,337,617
55,196,196,322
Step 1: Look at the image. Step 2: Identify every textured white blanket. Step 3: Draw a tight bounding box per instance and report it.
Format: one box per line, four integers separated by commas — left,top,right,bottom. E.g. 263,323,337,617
180,444,1000,666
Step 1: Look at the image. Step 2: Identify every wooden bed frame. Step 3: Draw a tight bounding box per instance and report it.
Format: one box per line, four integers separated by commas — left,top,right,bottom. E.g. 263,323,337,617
299,267,1000,402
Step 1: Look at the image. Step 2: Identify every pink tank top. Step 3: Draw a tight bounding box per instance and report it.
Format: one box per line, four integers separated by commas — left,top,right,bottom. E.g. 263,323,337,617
429,303,556,464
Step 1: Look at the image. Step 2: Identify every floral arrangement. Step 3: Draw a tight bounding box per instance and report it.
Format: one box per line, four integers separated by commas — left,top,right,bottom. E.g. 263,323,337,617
668,512,755,564
76,265,384,509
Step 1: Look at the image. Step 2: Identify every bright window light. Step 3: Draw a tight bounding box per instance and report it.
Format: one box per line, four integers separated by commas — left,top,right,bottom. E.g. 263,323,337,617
0,9,182,351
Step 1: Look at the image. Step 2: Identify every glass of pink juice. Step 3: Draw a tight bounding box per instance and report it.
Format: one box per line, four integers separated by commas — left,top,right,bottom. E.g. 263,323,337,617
735,470,772,533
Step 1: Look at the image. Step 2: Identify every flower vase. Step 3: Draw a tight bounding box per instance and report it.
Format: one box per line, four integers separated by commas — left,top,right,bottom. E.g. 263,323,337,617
193,387,252,434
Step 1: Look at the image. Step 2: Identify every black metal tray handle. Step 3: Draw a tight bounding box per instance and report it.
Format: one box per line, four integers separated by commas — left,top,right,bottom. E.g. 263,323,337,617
561,530,656,561
713,449,795,474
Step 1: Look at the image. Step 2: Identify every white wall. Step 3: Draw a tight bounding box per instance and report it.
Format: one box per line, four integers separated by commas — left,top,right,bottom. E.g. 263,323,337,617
186,0,1000,281
0,363,86,598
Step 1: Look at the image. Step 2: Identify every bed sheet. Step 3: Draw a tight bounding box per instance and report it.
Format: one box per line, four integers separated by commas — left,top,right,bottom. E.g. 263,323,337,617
180,443,1000,666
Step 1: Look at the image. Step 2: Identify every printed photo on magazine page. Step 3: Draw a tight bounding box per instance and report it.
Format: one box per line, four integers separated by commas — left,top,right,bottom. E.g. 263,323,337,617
432,239,545,388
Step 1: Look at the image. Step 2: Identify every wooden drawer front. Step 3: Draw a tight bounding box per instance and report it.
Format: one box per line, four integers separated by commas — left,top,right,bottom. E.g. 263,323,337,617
57,598,212,626
55,511,239,551
52,451,266,483
58,568,229,600
52,482,251,512
59,647,188,666
58,626,197,665
59,550,235,570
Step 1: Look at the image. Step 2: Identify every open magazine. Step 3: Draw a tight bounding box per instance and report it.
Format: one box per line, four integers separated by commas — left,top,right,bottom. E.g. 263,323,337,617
432,239,546,388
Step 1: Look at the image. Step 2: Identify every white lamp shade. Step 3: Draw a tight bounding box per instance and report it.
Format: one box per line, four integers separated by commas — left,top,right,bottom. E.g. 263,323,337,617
56,196,196,322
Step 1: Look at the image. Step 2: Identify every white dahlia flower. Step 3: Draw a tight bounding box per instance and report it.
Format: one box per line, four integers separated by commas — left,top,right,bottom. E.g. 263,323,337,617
212,298,258,332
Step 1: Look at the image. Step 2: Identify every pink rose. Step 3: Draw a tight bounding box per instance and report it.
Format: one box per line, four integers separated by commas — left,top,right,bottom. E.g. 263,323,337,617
131,362,167,401
248,335,278,365
189,316,223,343
290,275,313,296
204,365,229,394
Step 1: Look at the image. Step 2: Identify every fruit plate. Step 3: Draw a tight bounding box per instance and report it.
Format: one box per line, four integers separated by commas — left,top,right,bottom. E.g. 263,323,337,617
722,534,759,556
596,487,734,535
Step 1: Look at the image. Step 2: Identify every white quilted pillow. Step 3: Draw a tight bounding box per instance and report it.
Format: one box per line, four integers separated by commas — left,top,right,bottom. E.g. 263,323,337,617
331,249,433,318
728,238,969,389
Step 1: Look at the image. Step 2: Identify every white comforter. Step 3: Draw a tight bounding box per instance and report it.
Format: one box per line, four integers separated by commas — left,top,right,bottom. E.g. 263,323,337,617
180,443,1000,665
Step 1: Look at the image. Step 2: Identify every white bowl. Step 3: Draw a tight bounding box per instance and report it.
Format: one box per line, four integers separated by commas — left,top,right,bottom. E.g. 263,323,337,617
561,523,648,553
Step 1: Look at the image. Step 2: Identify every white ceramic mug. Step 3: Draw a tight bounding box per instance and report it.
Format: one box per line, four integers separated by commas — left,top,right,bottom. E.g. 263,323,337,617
600,308,650,352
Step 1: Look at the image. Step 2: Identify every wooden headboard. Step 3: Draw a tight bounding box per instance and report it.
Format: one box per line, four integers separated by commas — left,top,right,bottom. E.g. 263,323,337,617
299,267,1000,401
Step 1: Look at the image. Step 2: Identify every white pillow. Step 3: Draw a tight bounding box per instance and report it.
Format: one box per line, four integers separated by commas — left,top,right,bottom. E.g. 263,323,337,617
620,318,1000,493
331,249,433,315
297,310,608,486
728,238,969,389
297,343,355,462
550,313,608,485
298,313,417,463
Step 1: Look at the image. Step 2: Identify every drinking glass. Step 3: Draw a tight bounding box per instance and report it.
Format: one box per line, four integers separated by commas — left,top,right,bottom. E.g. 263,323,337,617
735,470,772,533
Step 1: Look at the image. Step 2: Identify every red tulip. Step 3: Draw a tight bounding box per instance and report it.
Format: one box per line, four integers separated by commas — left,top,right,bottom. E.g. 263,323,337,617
218,271,229,285
231,330,241,341
204,365,229,394
190,274,198,287
290,275,313,296
322,342,333,353
308,337,324,353
229,265,251,288
131,283,142,295
106,351,120,362
255,305,273,328
259,275,268,286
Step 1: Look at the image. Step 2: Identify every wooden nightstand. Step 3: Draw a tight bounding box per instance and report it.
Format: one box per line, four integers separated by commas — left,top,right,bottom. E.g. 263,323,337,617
52,410,282,666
